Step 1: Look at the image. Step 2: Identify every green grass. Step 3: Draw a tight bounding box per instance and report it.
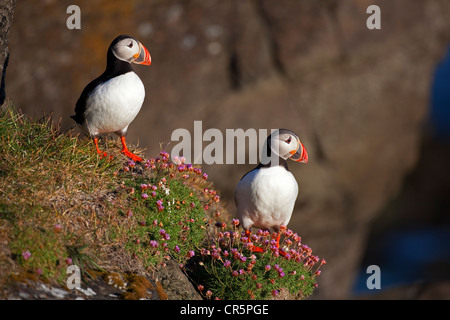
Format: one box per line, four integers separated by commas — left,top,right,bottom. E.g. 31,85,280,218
0,104,322,300
0,106,124,285
0,104,226,289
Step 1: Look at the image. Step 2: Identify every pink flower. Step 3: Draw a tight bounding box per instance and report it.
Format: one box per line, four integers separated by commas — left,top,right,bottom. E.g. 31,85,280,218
141,193,149,199
172,156,181,165
54,224,62,233
22,251,31,260
150,240,158,248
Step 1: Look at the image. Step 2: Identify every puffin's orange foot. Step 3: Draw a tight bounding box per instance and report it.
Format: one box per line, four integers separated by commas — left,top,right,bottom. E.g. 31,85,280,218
244,230,264,253
97,151,113,161
278,249,287,257
251,246,264,253
120,136,143,162
93,137,112,160
121,149,143,162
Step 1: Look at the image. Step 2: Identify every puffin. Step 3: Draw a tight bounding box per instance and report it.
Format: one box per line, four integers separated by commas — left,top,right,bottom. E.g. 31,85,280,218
71,35,151,162
234,129,308,253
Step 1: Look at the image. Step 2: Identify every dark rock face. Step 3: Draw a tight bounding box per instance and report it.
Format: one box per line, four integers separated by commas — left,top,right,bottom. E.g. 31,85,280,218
0,0,15,105
5,0,450,298
155,260,202,300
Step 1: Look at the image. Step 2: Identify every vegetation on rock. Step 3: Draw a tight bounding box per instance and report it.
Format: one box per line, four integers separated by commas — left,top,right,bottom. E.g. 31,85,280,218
0,104,322,299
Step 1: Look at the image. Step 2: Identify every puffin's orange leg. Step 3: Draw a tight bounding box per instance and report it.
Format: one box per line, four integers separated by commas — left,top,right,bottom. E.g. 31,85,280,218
275,233,287,257
275,233,281,248
245,230,264,253
120,136,142,162
93,137,109,159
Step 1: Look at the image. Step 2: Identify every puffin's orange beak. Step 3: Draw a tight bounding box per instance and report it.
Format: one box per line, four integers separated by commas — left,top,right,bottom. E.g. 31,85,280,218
133,42,151,66
289,141,308,163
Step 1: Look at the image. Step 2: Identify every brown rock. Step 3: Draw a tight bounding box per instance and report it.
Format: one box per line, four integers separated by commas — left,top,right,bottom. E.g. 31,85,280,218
154,260,202,300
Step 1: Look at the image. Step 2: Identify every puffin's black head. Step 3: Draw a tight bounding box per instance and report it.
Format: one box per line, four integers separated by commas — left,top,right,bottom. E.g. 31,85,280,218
108,35,151,66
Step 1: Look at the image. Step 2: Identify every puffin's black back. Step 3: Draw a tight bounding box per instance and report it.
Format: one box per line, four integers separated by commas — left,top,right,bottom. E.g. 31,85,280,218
71,35,137,124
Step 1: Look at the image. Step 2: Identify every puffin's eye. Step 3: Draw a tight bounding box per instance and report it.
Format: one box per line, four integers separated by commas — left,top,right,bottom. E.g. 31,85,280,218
285,137,292,144
127,42,133,48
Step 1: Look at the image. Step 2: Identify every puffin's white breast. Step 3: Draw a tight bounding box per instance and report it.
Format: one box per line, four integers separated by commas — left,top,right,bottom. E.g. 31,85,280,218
84,72,145,135
235,166,298,230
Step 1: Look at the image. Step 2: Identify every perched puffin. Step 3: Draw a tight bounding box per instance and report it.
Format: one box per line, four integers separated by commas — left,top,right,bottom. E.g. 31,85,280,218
71,35,151,162
234,129,308,252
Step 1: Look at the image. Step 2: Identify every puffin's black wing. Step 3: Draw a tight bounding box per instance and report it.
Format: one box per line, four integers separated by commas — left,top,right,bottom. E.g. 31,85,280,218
71,74,107,125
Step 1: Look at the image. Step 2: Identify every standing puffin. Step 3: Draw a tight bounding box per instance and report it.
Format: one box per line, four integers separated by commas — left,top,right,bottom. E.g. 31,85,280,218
234,129,308,252
71,35,151,162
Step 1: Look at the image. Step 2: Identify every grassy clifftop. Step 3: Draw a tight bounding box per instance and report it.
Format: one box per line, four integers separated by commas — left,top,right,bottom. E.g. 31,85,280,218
0,105,323,300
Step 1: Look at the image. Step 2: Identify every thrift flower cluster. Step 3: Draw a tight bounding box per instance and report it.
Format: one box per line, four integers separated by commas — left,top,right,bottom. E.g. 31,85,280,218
192,220,325,300
121,151,226,269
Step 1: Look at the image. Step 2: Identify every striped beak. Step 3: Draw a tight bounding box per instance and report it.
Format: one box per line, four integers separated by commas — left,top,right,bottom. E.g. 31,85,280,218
133,42,151,66
289,141,308,163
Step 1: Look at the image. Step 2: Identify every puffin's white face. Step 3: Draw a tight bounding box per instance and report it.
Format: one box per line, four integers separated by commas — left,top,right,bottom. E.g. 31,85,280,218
270,129,308,163
111,37,152,65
